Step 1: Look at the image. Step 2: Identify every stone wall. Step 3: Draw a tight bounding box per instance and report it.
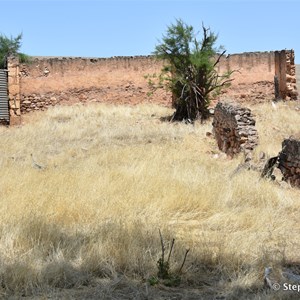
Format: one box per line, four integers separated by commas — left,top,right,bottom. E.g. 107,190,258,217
4,50,297,119
212,102,259,161
217,51,275,103
7,56,21,125
285,50,298,100
16,51,280,115
275,50,298,100
19,56,169,114
278,137,300,187
218,51,274,84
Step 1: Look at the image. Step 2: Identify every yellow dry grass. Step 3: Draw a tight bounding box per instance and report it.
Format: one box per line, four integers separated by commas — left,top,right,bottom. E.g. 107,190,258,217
0,101,299,299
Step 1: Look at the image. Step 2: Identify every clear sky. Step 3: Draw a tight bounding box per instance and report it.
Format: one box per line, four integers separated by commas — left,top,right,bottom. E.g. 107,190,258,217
1,0,299,63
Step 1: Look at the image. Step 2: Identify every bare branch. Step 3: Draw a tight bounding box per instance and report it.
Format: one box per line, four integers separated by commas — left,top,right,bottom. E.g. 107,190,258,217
178,249,190,273
213,50,226,67
167,238,175,263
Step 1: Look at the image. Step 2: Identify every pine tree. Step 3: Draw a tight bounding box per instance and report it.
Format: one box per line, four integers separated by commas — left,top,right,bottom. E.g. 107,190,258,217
154,19,233,122
0,33,29,68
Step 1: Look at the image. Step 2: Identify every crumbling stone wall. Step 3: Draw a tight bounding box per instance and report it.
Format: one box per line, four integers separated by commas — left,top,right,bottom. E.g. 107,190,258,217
218,51,275,104
17,51,279,116
7,56,21,125
20,85,155,113
275,50,298,100
285,50,298,100
212,102,259,160
4,50,296,121
19,56,169,114
278,137,300,187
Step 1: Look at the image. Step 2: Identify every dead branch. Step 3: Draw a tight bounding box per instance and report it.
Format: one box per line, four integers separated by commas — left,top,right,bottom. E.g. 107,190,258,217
167,238,175,264
178,249,190,273
213,50,226,67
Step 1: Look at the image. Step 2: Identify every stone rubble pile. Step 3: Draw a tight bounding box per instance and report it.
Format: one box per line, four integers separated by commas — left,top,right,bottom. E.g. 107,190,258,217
278,137,300,187
212,102,259,161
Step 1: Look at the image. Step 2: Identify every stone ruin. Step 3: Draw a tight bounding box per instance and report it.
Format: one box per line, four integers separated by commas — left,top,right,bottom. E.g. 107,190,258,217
275,50,298,100
261,137,300,188
212,102,259,161
212,102,300,188
285,51,298,100
278,137,300,188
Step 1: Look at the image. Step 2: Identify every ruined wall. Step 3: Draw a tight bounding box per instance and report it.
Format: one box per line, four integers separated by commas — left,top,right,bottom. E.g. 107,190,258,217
278,137,300,187
218,51,275,103
212,102,259,161
7,56,21,125
275,50,298,100
19,56,169,114
17,51,280,114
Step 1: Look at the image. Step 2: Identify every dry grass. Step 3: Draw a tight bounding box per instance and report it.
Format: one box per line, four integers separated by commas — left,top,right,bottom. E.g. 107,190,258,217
0,101,299,299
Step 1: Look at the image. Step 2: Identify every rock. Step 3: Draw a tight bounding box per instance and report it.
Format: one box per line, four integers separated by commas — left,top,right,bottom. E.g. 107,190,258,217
278,138,300,188
261,156,278,179
259,151,266,160
44,68,50,76
245,152,252,162
213,102,258,162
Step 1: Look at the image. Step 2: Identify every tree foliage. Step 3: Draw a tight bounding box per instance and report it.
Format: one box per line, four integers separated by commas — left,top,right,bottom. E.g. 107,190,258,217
153,19,234,122
0,33,30,68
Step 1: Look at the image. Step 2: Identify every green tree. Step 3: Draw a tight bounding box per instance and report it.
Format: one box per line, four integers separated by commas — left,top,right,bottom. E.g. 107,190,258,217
0,33,29,68
153,19,233,122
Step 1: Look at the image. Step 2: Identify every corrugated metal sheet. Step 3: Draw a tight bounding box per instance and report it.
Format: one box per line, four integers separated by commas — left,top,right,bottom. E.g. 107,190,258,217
0,70,9,124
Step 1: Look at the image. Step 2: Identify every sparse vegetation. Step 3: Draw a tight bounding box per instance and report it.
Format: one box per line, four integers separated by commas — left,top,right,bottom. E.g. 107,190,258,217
0,102,299,299
148,230,189,287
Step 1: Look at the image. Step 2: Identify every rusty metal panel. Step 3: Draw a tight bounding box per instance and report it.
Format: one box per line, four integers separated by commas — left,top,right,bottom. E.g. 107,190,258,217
0,70,9,124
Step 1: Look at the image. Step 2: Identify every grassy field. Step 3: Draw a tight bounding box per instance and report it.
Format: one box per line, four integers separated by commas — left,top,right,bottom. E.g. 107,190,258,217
0,101,299,299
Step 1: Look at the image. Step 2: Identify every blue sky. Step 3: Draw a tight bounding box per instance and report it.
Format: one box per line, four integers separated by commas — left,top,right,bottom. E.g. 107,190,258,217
1,0,299,63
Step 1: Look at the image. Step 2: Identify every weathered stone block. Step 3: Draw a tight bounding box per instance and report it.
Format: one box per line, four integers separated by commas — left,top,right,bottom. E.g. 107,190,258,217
213,101,258,161
9,101,20,109
278,138,300,188
8,85,20,96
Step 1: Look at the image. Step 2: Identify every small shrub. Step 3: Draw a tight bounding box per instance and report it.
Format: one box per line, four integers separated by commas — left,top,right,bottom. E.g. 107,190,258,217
149,230,189,287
